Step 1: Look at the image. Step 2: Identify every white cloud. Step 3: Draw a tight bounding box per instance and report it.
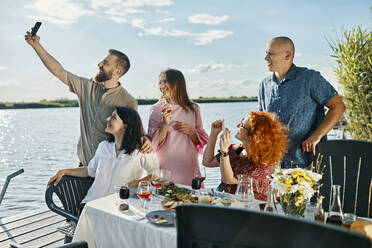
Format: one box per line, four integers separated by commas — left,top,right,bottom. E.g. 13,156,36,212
0,66,7,71
295,53,303,57
188,14,228,26
24,0,231,45
139,26,190,37
125,8,145,14
138,27,232,45
154,9,170,14
131,19,145,28
109,16,127,23
193,30,233,45
91,0,122,10
157,17,176,23
25,0,93,25
183,63,248,74
187,78,260,98
0,79,23,87
122,0,173,8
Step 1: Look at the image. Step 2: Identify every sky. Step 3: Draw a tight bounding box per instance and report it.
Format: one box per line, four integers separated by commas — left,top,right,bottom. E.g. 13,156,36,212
0,0,370,102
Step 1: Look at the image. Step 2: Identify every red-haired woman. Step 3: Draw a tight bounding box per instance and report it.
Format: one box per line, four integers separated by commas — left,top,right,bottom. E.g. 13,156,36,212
148,69,208,186
202,111,288,201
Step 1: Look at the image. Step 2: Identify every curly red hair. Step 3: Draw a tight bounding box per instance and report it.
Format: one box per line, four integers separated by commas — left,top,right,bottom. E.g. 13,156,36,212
245,111,288,166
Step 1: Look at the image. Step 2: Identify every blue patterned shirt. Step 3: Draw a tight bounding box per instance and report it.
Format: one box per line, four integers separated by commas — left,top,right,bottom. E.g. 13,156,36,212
258,64,338,168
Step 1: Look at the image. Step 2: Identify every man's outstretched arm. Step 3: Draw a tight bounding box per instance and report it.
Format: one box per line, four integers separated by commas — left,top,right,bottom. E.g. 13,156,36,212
25,32,68,85
302,94,346,155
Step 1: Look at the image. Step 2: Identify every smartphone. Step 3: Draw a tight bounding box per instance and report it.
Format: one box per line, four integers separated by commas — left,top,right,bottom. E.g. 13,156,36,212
31,22,42,36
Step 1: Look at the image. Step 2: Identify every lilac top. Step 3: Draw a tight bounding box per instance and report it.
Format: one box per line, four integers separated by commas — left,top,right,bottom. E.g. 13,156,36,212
148,102,208,186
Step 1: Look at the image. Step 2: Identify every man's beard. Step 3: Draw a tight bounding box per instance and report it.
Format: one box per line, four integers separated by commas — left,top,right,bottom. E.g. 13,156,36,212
95,69,113,82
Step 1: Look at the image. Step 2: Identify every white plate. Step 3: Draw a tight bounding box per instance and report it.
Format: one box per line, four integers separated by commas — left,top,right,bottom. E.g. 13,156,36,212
146,210,175,226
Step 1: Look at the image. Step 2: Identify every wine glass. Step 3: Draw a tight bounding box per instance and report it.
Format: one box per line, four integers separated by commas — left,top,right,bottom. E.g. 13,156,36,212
152,168,172,191
137,181,153,209
192,166,206,194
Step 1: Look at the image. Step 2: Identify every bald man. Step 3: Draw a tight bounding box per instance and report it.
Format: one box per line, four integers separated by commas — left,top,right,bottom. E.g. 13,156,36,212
258,36,346,168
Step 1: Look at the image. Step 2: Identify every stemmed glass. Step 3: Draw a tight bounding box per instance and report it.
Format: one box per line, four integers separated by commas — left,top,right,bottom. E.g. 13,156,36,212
152,168,172,192
137,181,153,209
192,166,206,194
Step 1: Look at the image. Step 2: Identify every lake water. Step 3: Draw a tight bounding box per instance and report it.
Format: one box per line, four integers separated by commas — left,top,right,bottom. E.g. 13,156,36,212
0,102,258,218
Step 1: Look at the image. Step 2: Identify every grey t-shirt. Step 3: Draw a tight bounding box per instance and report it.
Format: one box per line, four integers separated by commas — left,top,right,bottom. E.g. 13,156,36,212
67,72,137,166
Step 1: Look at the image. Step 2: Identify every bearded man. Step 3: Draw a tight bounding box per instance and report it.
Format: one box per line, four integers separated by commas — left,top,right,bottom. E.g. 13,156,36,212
25,31,152,167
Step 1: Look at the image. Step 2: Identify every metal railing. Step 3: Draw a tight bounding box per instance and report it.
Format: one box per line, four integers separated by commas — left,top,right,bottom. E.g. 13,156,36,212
0,169,24,206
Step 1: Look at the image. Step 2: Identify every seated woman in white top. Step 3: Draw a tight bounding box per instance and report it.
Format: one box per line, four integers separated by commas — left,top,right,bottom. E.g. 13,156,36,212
48,106,158,206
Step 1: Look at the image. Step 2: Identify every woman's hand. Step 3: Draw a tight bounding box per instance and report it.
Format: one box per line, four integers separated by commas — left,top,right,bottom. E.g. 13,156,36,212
161,105,172,126
140,136,153,153
211,119,223,135
174,121,200,145
48,170,65,186
173,121,193,136
128,175,152,187
219,128,231,153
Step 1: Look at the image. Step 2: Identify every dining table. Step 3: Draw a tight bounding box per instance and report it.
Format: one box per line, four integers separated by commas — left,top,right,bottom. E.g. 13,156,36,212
72,189,370,248
72,193,178,248
72,188,265,248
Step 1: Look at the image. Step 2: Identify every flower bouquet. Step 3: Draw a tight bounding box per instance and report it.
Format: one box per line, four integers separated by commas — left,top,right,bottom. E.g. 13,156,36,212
271,168,322,217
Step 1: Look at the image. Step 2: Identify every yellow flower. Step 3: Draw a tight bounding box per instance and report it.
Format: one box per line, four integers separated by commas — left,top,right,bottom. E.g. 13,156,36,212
295,194,305,207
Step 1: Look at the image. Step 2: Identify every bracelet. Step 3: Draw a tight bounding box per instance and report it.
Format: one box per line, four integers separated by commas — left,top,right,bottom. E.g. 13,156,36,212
218,149,229,157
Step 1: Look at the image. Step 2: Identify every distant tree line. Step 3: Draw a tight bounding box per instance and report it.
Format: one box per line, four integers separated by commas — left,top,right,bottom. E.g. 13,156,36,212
0,96,258,109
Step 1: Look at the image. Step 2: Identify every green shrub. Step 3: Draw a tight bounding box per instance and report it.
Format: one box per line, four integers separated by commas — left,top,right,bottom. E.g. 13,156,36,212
327,27,372,141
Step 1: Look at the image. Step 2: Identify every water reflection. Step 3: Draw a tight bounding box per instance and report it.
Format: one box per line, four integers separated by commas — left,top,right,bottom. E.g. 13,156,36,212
0,102,258,218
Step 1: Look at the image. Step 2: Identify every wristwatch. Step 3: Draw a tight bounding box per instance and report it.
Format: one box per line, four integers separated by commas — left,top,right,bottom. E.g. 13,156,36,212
218,149,229,157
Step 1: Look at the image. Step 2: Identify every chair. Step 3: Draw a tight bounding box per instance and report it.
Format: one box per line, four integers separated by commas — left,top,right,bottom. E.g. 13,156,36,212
56,241,89,248
176,205,371,248
317,140,372,217
9,241,88,248
45,175,94,242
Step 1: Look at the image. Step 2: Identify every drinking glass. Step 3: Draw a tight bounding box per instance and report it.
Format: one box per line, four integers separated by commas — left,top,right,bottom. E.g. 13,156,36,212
115,184,129,206
235,175,260,207
137,181,153,209
192,166,206,194
326,185,344,225
263,184,277,213
152,168,172,192
342,213,356,229
304,201,317,221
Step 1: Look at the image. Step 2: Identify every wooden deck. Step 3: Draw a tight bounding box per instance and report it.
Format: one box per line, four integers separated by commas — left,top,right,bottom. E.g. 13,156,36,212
0,208,65,248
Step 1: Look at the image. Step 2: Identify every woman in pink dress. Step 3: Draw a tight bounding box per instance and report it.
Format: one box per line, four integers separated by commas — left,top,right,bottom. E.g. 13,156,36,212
202,111,288,201
148,68,208,186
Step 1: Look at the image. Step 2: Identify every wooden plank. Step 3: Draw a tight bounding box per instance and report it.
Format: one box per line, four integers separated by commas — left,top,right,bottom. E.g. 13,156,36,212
0,221,65,247
0,215,65,242
22,231,65,248
0,208,50,226
0,211,60,234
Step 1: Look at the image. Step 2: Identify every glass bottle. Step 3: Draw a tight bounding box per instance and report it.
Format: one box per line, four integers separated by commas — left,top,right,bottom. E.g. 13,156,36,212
314,195,325,223
326,185,344,225
264,184,277,213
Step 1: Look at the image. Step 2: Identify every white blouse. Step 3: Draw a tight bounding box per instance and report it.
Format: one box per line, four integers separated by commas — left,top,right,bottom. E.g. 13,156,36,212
82,141,158,203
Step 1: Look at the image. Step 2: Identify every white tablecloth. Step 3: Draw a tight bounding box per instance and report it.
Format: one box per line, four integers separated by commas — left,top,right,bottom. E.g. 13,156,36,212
73,194,177,248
